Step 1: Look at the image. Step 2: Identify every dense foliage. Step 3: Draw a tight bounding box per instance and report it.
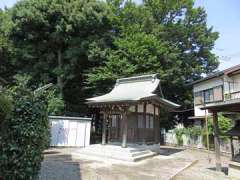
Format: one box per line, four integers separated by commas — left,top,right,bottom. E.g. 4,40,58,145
87,0,219,108
46,88,65,115
7,0,114,112
0,0,219,114
0,76,49,180
0,93,12,123
0,9,16,83
174,114,232,147
202,113,233,146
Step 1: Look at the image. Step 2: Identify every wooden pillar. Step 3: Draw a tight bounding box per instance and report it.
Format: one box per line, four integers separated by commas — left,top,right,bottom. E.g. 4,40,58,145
212,111,221,171
122,110,128,148
230,136,234,160
143,103,147,143
135,105,139,141
205,109,210,151
108,113,111,143
102,112,107,145
154,105,159,144
158,106,161,143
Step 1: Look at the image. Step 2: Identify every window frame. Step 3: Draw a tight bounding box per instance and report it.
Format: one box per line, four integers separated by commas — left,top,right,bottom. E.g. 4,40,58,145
145,114,154,129
194,85,223,105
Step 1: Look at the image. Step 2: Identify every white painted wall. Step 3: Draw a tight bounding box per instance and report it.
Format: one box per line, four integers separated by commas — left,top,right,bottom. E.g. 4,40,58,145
194,106,205,116
49,116,91,147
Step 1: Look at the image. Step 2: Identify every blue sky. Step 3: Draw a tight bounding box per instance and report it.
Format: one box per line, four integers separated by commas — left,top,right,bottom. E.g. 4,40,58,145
1,0,240,71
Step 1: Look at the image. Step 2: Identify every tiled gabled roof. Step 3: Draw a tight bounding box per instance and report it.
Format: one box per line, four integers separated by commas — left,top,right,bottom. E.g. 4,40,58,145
86,74,180,109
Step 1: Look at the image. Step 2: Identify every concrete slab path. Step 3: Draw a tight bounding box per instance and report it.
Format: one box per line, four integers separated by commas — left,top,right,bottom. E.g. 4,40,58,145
39,146,230,180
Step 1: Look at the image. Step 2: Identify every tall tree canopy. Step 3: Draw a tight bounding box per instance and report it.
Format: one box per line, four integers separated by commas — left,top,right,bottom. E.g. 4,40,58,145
0,10,16,83
9,0,114,112
1,0,219,113
87,0,219,108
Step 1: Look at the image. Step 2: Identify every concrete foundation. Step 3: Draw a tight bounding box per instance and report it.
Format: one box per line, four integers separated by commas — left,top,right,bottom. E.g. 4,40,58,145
72,143,160,162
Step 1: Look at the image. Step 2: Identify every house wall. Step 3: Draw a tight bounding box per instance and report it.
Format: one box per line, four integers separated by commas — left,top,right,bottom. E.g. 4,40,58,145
193,76,224,116
193,72,240,117
193,77,223,93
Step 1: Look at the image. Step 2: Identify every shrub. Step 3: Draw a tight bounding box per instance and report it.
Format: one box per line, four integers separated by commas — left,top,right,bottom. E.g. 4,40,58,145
185,126,202,138
201,114,232,148
46,88,64,115
174,128,185,146
0,75,49,180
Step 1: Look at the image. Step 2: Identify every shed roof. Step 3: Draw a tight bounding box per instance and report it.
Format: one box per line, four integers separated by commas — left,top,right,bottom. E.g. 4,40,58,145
86,74,180,109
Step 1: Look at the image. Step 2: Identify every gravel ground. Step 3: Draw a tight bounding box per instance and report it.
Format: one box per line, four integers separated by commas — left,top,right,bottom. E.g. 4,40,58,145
39,146,231,180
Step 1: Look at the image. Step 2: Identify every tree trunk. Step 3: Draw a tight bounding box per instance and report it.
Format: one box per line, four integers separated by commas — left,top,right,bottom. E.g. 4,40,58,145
57,49,64,97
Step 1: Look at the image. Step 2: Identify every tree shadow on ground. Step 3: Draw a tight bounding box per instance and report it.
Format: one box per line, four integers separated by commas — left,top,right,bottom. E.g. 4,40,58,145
43,150,61,155
207,167,228,175
39,154,82,180
160,146,185,156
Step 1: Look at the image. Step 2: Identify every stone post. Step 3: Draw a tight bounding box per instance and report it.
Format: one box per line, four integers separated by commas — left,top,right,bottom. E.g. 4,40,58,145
102,112,107,145
122,111,128,148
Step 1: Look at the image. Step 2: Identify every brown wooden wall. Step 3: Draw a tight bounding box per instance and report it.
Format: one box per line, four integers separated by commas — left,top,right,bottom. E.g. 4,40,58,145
109,112,158,144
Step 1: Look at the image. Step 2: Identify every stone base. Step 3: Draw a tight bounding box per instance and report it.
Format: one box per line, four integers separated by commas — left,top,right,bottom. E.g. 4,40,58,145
228,160,240,179
72,143,160,162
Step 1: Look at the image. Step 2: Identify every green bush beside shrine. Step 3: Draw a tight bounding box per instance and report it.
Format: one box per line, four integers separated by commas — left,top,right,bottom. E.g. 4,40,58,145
0,76,50,180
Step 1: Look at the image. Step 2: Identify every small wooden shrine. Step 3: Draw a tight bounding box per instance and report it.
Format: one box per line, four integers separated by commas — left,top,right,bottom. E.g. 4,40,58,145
86,74,180,148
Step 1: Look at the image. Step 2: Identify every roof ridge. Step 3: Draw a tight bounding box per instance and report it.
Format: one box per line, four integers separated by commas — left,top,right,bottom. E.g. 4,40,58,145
116,73,159,84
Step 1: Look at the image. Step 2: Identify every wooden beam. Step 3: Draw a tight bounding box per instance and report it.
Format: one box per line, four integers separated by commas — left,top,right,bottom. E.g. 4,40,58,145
154,104,159,144
143,102,147,143
212,111,221,171
108,113,111,143
205,109,210,152
135,105,139,142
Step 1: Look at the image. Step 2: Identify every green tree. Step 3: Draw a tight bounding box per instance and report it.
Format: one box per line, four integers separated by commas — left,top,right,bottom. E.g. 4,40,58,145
46,87,65,115
0,9,16,83
87,0,219,109
9,0,114,111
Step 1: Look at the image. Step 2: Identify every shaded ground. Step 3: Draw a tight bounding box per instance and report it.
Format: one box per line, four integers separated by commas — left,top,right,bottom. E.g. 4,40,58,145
39,146,230,180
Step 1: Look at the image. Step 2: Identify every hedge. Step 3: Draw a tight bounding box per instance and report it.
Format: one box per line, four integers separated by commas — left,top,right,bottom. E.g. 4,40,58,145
0,77,49,180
